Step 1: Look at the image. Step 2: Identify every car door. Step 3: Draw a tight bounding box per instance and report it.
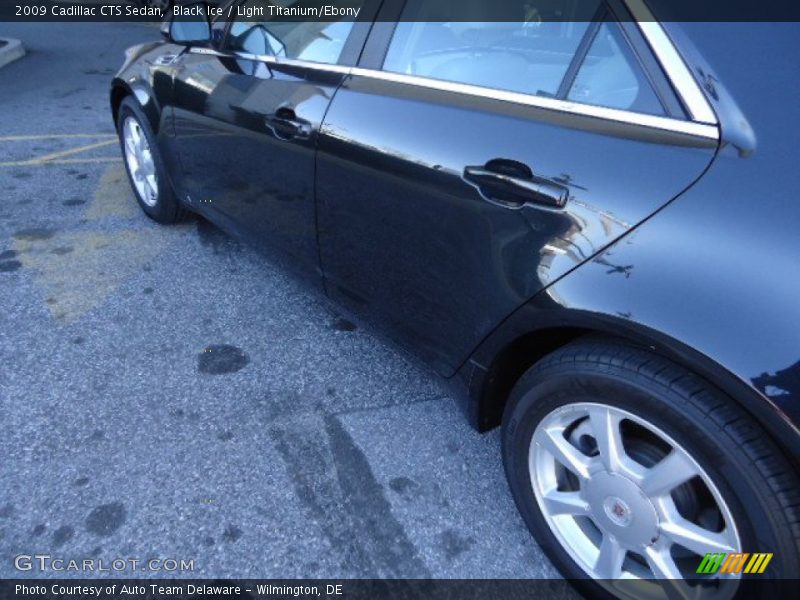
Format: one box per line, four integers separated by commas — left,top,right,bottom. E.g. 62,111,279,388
170,0,368,278
316,0,720,375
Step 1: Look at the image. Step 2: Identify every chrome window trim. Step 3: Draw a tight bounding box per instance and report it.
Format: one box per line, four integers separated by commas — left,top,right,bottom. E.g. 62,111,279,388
190,47,353,74
189,47,229,57
187,7,720,141
625,0,718,124
349,67,718,140
264,55,353,74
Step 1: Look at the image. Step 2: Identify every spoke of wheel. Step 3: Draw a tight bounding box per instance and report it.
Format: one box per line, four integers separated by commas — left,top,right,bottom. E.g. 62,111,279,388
127,121,141,159
541,489,590,516
595,535,626,579
643,547,695,600
537,427,592,480
588,406,625,473
146,177,157,200
660,518,737,556
125,134,137,157
640,450,697,497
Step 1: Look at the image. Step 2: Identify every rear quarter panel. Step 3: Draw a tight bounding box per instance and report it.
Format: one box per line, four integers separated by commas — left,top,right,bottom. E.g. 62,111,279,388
466,23,800,455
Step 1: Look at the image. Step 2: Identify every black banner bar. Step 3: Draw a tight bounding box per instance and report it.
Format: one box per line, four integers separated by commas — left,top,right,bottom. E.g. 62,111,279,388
2,0,800,23
2,579,800,600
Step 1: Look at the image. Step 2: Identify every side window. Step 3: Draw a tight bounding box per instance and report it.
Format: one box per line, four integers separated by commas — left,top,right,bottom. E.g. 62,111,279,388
224,0,361,64
382,0,666,115
567,21,664,115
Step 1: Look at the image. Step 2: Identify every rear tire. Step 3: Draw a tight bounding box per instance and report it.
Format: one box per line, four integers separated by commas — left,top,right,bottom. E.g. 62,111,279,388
502,338,800,599
117,97,185,224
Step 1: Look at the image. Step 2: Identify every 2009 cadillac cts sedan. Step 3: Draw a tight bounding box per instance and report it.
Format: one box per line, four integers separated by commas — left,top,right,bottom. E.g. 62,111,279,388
110,0,799,595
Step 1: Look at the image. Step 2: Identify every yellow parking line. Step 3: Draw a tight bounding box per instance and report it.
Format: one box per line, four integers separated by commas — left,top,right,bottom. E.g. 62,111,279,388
46,157,121,164
86,164,136,219
33,139,119,162
0,134,116,142
0,157,121,167
0,139,119,167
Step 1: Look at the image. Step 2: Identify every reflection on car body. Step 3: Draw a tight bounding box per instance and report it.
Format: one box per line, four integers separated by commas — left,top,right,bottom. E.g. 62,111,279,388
110,1,800,596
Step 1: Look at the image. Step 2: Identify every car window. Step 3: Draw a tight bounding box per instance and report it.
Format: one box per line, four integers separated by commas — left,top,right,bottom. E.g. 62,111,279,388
567,21,664,115
382,0,666,116
383,0,600,98
224,0,362,64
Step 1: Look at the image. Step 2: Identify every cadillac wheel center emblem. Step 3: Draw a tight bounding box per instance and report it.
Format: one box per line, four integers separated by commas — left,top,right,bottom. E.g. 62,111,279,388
604,496,633,527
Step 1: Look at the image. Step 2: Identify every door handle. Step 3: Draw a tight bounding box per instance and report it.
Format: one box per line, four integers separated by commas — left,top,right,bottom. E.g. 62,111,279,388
463,159,568,209
265,107,312,141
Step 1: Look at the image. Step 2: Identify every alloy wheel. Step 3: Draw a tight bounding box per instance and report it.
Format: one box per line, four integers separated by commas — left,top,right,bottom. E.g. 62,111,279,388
530,402,741,599
122,116,159,207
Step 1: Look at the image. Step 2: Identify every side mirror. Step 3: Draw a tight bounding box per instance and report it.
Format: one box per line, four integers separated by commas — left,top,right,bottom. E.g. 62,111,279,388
164,3,212,45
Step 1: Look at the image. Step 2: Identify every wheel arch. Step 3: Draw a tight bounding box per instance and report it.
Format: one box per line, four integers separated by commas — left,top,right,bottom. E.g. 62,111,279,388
459,312,800,471
110,80,130,126
110,79,162,134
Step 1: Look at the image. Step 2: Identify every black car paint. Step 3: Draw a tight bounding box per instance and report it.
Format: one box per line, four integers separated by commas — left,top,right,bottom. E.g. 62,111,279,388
316,72,715,375
458,22,800,461
170,54,347,276
110,18,800,464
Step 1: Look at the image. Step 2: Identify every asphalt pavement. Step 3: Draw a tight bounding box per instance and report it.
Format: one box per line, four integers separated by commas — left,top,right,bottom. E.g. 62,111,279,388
0,22,562,581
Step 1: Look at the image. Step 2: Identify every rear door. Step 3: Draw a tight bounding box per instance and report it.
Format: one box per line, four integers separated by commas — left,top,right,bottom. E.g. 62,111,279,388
170,0,370,278
316,0,719,374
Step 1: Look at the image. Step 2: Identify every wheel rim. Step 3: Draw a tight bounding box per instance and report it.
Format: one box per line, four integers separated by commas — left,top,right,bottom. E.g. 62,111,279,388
530,402,741,599
122,116,158,207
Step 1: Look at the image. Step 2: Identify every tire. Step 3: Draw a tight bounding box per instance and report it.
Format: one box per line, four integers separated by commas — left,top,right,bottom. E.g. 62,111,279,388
502,338,800,600
117,96,185,224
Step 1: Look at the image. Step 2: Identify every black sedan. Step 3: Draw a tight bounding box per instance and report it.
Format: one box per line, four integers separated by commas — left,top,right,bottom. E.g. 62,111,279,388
110,0,799,595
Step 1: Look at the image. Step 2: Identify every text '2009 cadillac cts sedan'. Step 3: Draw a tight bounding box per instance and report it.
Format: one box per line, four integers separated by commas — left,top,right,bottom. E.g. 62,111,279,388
110,0,800,596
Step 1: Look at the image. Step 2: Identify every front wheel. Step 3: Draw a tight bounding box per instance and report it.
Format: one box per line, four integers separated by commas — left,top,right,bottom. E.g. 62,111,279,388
117,97,185,224
502,339,799,599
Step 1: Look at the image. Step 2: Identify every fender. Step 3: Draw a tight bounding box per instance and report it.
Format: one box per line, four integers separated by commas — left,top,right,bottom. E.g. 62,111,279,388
458,141,800,465
111,78,163,134
110,41,179,135
457,23,800,465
